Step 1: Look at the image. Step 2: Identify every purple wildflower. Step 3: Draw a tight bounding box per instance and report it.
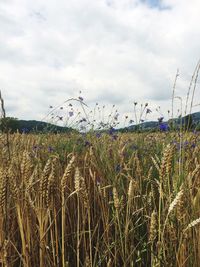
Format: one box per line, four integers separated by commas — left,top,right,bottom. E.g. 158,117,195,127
84,141,91,147
112,134,118,140
48,146,54,152
108,127,115,135
22,128,29,134
96,133,101,138
183,141,189,146
159,123,168,131
69,111,74,117
78,96,83,101
33,145,39,151
115,164,121,173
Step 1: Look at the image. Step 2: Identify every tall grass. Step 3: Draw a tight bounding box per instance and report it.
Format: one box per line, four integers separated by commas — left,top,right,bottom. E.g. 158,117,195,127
0,130,200,266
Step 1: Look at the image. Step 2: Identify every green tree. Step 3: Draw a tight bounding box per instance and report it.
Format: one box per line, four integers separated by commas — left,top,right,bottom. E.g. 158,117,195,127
183,114,194,131
0,117,19,133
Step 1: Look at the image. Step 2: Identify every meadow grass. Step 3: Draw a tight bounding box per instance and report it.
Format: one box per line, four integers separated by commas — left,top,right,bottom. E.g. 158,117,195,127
0,130,200,267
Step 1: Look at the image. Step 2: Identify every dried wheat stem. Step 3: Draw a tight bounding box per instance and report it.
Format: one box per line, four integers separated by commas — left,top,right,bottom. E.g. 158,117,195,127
184,217,200,232
149,210,158,242
113,187,120,210
168,190,184,215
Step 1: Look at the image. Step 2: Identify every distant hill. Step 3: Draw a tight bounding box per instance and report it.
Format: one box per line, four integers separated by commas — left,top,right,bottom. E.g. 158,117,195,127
0,118,75,133
173,112,200,124
1,112,200,134
191,111,200,122
17,120,74,133
118,112,200,132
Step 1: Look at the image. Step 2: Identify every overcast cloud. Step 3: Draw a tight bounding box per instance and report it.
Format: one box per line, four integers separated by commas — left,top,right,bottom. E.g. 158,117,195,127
0,0,200,123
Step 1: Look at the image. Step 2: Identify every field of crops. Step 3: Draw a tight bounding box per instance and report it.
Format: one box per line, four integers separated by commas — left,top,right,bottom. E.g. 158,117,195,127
0,131,200,267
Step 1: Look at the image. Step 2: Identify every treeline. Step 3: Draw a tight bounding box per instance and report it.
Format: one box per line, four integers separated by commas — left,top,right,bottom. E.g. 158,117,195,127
118,114,200,133
0,117,73,133
0,114,200,134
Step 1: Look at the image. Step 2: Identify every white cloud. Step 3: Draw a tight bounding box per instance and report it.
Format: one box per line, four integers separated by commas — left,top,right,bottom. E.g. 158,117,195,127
0,0,200,124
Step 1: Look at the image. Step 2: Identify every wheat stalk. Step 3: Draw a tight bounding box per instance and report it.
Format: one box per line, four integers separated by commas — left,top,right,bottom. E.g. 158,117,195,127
149,210,158,242
184,217,200,232
113,187,120,210
168,190,184,215
61,155,75,267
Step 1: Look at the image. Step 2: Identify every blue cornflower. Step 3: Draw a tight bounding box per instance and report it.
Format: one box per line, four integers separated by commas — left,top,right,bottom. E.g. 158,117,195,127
108,127,115,135
33,145,40,151
159,123,168,131
96,133,101,138
48,146,54,152
22,128,29,134
84,141,91,147
183,141,189,146
112,134,118,140
115,164,121,173
191,143,196,148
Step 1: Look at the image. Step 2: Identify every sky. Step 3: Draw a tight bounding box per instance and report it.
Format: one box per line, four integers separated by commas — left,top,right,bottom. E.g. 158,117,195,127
0,0,200,126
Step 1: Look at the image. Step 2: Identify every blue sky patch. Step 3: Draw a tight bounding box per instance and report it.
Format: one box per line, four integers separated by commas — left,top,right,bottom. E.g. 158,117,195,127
141,0,171,10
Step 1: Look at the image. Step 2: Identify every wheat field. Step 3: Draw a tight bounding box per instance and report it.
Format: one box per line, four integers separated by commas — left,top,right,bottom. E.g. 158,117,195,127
0,131,200,267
